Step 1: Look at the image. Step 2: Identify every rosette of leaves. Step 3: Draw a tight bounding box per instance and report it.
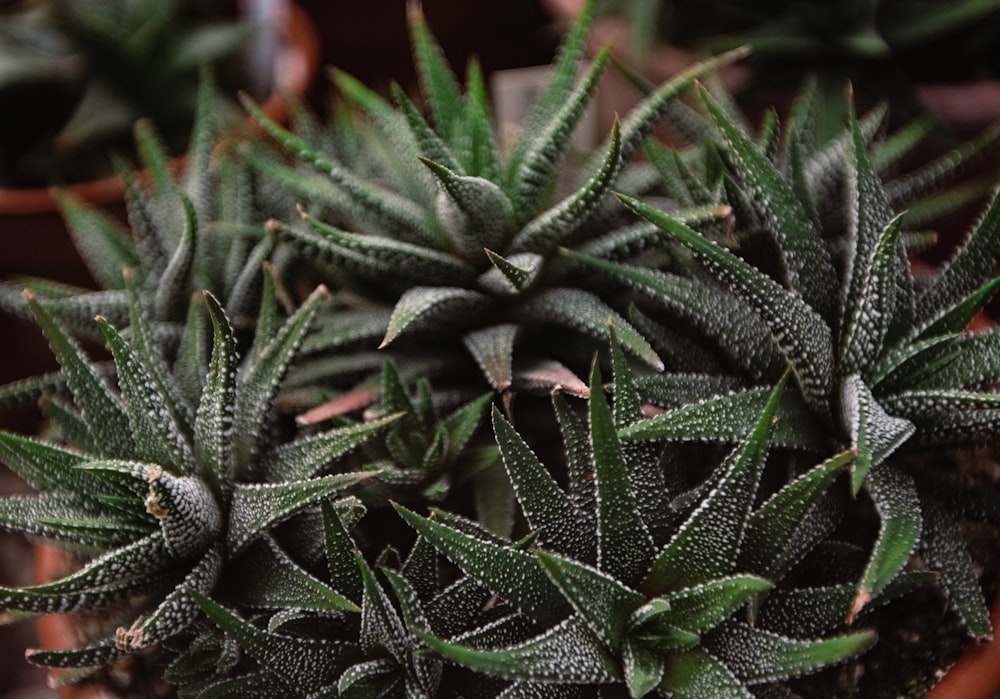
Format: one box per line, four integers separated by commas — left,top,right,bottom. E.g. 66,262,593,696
0,74,282,414
170,503,508,698
389,336,879,698
0,271,397,680
575,82,1000,641
239,0,744,411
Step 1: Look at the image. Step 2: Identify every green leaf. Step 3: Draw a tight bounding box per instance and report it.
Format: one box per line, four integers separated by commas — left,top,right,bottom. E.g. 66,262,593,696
493,406,594,562
262,413,401,482
406,2,465,144
421,158,514,260
916,276,1000,340
417,617,619,684
617,48,751,165
839,214,908,376
480,251,542,294
565,253,783,380
841,375,916,494
616,195,833,410
512,119,623,255
852,466,922,622
661,647,751,699
741,450,855,579
356,553,408,664
464,57,502,181
536,550,645,651
631,575,773,640
191,589,354,692
589,363,655,587
700,86,837,322
641,373,786,596
321,499,364,604
294,210,473,289
23,292,134,458
380,287,490,349
917,186,1000,323
515,288,663,371
393,503,572,626
154,191,198,321
229,537,359,613
55,191,137,290
242,97,435,242
510,46,610,222
622,635,665,698
918,489,992,640
620,385,823,451
194,292,238,492
0,431,89,493
227,471,376,555
706,621,876,683
95,316,193,474
234,285,328,472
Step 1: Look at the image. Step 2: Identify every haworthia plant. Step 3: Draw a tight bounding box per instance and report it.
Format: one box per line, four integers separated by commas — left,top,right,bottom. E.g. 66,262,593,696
396,351,876,697
587,81,1000,640
241,0,745,414
0,282,391,674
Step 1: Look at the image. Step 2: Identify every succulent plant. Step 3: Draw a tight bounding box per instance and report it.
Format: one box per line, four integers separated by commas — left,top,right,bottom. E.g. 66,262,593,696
0,74,280,414
392,339,881,697
571,80,1000,641
0,0,259,187
0,268,399,681
598,0,1000,133
0,1,996,696
240,0,742,413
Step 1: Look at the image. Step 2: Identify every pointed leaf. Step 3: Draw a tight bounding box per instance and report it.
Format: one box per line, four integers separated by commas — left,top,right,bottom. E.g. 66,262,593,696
589,363,655,587
537,550,645,650
642,374,786,596
393,503,572,626
617,195,833,410
707,621,876,683
381,287,490,349
417,617,619,684
851,466,922,622
840,375,915,493
227,471,376,555
493,406,594,562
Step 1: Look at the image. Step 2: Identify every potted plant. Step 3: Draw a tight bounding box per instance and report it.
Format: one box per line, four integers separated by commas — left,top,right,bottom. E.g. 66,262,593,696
1,1,998,696
0,0,320,287
544,0,1000,144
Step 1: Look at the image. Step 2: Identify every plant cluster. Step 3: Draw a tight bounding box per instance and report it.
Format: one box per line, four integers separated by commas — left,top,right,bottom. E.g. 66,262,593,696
0,1,998,697
598,0,1000,132
0,0,260,188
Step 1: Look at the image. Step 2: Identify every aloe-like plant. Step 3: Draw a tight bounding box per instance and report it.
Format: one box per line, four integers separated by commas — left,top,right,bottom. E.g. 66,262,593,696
0,0,259,187
0,73,281,416
0,270,399,682
0,1,997,697
574,80,1000,643
241,0,742,413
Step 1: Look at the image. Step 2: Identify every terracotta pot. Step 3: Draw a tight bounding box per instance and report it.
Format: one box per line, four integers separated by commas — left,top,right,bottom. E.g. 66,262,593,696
32,544,109,699
0,1,321,288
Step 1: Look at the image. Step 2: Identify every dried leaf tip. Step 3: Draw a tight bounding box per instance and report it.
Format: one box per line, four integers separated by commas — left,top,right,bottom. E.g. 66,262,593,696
847,588,871,624
265,218,283,234
20,289,34,302
296,204,310,222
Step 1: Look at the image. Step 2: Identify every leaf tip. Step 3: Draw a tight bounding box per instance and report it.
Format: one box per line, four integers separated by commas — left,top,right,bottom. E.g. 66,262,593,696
847,588,871,624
